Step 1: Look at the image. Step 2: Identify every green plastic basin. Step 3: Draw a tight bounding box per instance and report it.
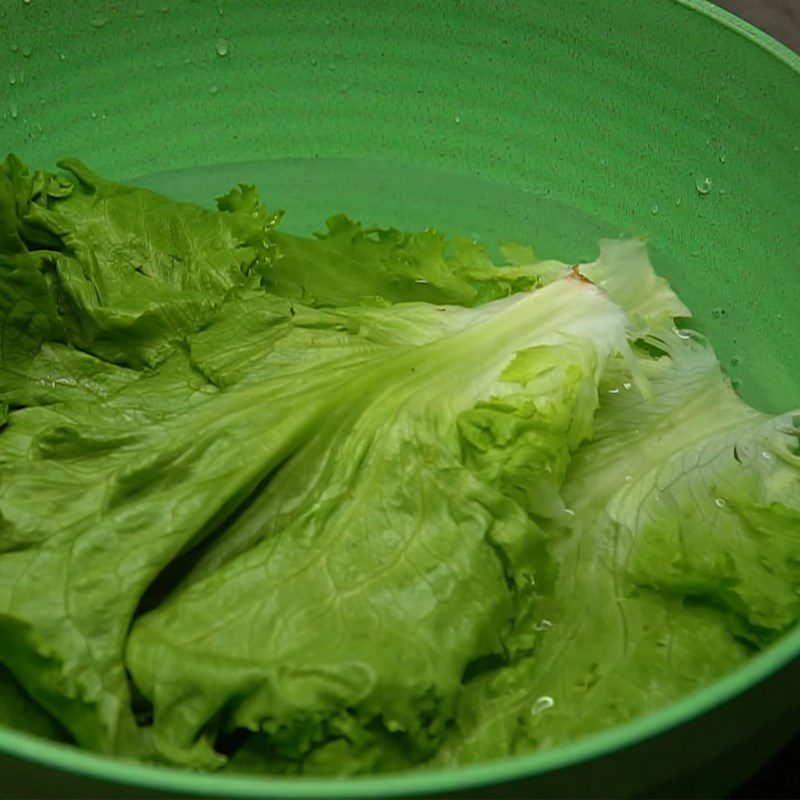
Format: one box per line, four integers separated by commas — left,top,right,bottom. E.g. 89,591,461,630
1,1,799,797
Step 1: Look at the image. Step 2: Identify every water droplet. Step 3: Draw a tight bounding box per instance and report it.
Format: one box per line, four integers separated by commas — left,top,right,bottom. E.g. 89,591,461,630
527,575,537,587
219,5,224,15
714,498,726,508
10,44,19,53
90,15,108,28
534,619,553,631
215,38,229,57
530,696,554,715
675,197,682,206
22,0,32,4
719,154,727,163
650,205,659,215
608,387,620,395
10,103,19,120
454,114,461,124
761,451,773,460
21,45,32,58
695,177,713,196
673,327,692,340
623,381,632,390
8,73,16,85
414,278,429,285
90,110,97,119
59,52,66,61
563,508,575,517
339,83,350,93
310,57,317,66
625,475,634,483
135,7,146,16
208,84,219,95
160,3,169,12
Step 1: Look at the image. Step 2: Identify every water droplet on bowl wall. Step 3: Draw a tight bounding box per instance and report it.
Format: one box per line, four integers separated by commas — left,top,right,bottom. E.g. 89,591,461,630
695,177,713,195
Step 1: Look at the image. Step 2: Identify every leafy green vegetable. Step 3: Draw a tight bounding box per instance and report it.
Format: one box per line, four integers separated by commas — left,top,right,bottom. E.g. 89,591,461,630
436,331,800,765
0,665,70,743
126,276,630,768
262,215,541,309
0,156,798,777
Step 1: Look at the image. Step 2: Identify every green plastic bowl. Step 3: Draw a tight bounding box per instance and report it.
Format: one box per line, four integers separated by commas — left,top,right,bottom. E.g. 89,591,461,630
1,1,799,797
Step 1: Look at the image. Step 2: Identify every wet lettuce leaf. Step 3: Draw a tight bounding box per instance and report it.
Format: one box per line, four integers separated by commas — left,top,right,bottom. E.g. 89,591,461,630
0,156,798,777
0,665,70,743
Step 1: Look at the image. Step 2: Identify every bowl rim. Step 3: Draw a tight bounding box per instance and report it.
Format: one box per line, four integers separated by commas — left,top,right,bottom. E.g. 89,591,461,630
1,0,799,797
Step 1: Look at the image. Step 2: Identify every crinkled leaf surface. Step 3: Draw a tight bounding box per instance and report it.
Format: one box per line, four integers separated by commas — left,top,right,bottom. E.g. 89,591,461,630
0,158,798,778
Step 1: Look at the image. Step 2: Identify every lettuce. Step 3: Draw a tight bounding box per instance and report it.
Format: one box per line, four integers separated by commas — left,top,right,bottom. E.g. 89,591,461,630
0,156,798,775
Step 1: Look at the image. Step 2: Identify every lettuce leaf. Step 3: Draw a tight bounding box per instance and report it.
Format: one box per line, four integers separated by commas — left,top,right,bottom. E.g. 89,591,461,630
125,275,630,768
0,157,798,777
435,331,800,766
0,665,69,743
